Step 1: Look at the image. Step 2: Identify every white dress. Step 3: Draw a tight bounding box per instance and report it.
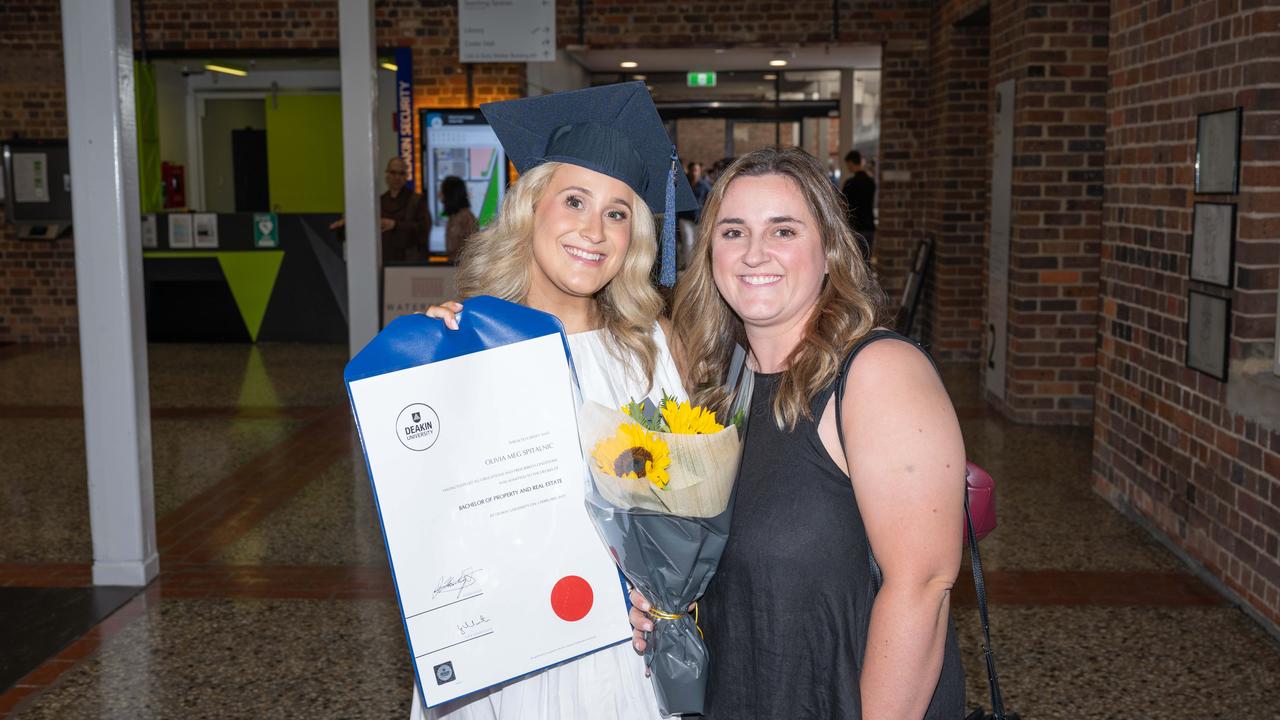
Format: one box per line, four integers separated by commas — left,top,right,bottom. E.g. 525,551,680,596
408,324,685,720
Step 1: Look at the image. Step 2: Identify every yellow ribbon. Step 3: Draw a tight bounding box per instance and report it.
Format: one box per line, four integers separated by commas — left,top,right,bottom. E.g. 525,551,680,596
647,602,703,639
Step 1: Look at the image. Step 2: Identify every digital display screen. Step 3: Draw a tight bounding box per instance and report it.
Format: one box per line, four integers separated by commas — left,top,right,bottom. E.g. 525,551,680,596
420,109,507,255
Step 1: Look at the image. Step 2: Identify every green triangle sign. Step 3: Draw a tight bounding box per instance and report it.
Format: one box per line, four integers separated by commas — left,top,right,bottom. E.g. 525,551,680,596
478,152,501,226
216,251,284,342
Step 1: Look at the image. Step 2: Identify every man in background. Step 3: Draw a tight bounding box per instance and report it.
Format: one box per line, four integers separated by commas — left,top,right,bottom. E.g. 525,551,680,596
330,157,429,263
841,150,876,261
687,161,712,207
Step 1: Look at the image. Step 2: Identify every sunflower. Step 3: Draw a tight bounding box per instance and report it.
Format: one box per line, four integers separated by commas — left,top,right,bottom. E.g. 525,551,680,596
591,423,672,490
660,399,724,435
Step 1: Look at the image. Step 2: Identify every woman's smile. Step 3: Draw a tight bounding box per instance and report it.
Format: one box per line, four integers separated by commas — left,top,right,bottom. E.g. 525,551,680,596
564,244,606,264
737,273,782,287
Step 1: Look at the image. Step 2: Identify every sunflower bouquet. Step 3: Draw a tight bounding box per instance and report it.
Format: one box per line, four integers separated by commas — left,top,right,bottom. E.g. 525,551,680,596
579,380,752,716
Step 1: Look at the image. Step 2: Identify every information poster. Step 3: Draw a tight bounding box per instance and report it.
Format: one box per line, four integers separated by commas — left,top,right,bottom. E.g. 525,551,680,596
141,214,158,249
458,0,554,63
13,153,49,203
421,109,506,255
193,213,219,248
168,213,193,248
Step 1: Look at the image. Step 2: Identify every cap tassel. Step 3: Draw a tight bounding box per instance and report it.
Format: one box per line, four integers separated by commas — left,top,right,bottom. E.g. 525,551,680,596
659,148,678,287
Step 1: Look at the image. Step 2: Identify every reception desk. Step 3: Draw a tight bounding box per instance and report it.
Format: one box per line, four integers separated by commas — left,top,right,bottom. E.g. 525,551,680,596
381,263,460,328
143,213,460,343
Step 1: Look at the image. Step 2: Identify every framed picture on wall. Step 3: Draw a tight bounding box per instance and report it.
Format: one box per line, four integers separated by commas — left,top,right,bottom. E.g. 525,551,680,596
1190,202,1235,287
1186,290,1231,381
1195,107,1242,195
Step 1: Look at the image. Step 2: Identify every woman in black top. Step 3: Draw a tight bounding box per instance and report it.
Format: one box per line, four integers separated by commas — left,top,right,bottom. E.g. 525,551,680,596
635,147,967,718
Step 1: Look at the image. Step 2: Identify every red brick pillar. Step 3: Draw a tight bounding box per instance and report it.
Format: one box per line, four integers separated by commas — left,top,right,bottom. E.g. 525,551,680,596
987,0,1109,425
921,1,992,361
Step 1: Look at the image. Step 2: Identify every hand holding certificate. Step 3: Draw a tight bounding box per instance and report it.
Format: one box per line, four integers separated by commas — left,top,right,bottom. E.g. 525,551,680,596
345,297,632,709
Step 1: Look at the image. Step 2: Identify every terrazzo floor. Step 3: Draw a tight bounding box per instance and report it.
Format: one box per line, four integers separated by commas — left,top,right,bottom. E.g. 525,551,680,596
1,343,1277,718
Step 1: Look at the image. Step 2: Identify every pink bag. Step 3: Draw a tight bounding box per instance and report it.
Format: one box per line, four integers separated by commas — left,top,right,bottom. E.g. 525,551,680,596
964,461,996,542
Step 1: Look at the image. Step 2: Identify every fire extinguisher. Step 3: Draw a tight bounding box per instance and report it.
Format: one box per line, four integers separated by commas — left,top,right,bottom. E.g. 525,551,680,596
162,161,186,209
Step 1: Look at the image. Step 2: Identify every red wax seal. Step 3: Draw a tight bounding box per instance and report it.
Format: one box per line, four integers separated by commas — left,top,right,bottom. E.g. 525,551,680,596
550,575,594,622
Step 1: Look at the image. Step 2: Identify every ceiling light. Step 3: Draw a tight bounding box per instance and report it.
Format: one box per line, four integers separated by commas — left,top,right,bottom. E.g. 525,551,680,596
763,74,777,80
769,59,788,67
710,101,721,108
380,61,398,72
620,61,638,68
204,63,247,77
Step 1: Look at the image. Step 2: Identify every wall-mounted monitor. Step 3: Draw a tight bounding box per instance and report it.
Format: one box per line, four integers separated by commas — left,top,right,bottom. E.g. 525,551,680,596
420,109,508,255
2,139,73,240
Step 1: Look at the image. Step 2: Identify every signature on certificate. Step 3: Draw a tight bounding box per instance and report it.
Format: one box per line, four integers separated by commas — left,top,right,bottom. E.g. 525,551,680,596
457,614,491,636
434,568,482,600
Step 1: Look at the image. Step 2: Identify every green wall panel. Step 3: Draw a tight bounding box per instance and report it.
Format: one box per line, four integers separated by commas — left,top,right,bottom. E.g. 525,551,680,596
134,61,163,213
266,95,344,213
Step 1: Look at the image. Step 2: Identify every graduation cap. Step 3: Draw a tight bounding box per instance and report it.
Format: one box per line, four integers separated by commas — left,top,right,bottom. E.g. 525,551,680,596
480,81,696,287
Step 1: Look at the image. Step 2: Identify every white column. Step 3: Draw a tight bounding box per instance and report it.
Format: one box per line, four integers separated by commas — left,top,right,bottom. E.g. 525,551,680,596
61,0,159,587
339,0,382,356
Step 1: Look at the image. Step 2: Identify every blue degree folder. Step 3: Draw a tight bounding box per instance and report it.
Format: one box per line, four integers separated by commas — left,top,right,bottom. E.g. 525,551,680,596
342,295,626,708
344,295,575,385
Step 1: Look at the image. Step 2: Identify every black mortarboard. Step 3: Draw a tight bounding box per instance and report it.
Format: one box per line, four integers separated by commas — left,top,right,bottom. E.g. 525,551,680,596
480,82,696,286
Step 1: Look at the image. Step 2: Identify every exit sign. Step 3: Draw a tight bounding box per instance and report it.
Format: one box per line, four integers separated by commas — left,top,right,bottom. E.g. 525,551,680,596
687,71,717,87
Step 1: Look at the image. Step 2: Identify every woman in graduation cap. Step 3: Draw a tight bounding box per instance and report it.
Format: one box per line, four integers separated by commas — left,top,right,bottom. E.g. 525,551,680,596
411,82,698,720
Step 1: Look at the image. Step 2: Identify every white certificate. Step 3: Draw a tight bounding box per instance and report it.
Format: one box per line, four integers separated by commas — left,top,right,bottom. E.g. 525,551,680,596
348,333,630,707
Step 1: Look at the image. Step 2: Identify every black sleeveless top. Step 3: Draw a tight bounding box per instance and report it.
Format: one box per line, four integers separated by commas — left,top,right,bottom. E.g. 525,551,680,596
701,330,966,719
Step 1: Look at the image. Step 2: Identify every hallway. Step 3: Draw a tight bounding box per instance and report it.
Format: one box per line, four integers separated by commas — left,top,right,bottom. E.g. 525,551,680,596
1,343,1277,718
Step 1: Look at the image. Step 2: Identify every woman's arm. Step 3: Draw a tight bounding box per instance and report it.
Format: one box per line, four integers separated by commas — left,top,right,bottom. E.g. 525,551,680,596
837,339,965,720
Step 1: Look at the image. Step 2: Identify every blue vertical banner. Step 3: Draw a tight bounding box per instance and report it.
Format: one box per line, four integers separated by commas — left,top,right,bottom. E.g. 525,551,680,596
395,47,415,191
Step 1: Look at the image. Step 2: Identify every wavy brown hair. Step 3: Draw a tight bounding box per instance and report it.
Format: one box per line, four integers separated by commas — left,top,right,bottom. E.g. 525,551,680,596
672,147,888,429
457,161,663,387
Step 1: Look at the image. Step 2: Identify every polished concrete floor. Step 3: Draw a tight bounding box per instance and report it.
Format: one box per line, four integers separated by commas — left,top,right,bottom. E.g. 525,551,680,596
1,342,1278,718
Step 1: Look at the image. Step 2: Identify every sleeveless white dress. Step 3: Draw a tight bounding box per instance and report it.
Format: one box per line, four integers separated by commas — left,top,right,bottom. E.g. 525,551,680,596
408,324,684,720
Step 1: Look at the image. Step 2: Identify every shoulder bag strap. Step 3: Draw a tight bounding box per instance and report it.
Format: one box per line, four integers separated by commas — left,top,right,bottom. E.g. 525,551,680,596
834,332,1007,720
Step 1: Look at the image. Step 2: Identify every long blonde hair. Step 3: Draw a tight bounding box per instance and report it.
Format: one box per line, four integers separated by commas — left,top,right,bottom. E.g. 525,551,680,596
672,147,888,429
457,161,663,386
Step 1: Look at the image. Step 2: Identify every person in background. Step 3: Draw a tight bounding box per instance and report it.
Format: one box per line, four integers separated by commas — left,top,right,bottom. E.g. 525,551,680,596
841,149,876,262
329,156,430,263
440,175,479,260
687,161,713,207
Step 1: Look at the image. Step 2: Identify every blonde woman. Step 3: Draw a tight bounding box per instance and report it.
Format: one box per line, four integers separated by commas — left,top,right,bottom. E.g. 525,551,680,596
633,147,967,719
411,83,696,720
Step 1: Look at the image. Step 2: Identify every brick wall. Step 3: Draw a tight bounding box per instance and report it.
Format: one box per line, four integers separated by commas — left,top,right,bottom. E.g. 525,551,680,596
920,0,991,360
982,0,1109,426
875,39,931,308
0,2,77,343
1096,0,1280,627
674,118,727,173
